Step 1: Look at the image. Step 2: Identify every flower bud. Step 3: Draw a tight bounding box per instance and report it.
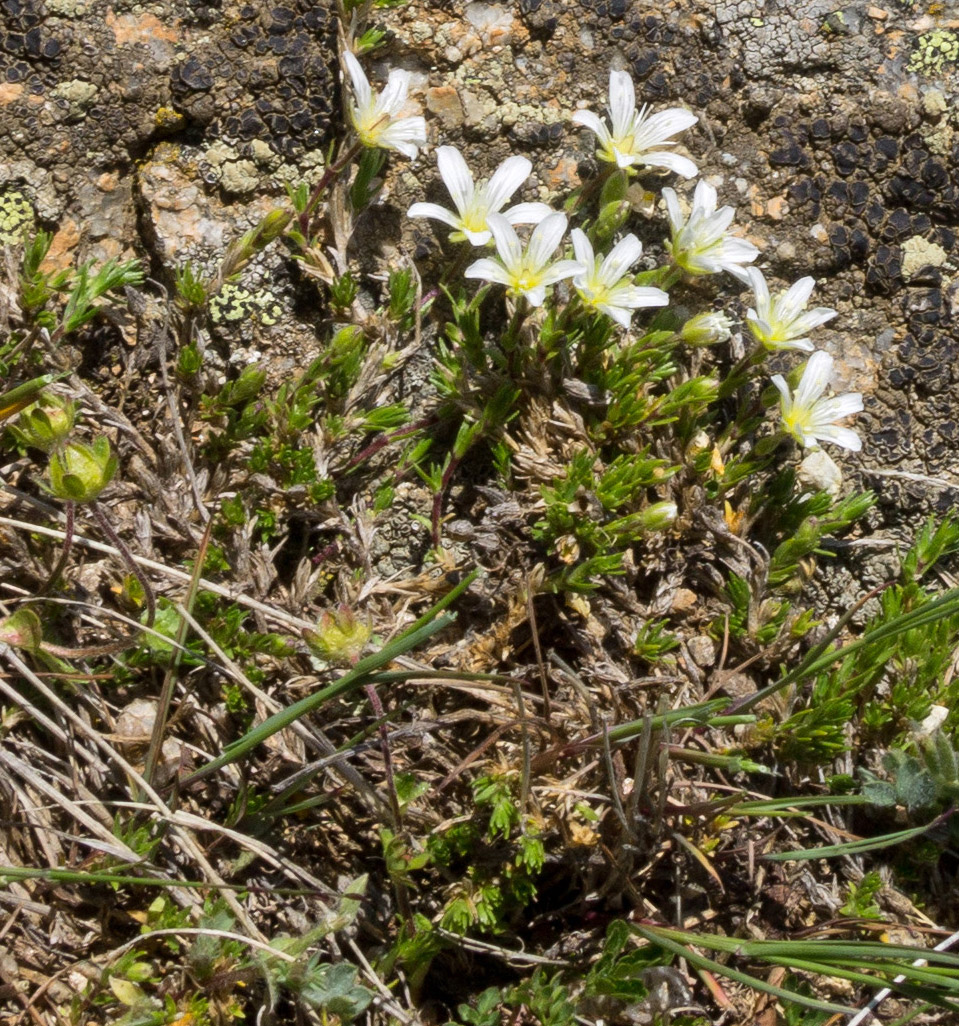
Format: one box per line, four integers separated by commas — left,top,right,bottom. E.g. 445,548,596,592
303,606,372,667
637,501,678,532
592,199,631,243
8,394,76,453
680,310,733,347
47,436,117,502
0,608,43,652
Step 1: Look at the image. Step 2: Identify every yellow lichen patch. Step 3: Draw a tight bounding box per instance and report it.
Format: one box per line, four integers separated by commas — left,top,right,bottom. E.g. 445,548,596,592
154,106,185,131
0,190,34,244
908,29,959,75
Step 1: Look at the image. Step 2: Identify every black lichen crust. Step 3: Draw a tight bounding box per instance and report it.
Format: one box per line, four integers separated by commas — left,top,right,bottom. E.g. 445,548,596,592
0,0,338,171
171,1,338,157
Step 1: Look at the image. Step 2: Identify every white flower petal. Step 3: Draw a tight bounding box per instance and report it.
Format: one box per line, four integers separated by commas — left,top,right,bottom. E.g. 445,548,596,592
640,151,699,178
526,212,568,271
772,335,816,353
603,233,643,275
378,69,410,116
486,213,523,270
462,227,493,246
408,202,462,229
464,257,512,286
502,201,552,226
779,276,816,318
572,109,612,147
691,179,718,215
636,107,698,145
343,51,371,112
608,70,636,138
539,259,587,287
795,307,839,332
610,284,669,308
661,187,683,232
377,118,426,158
814,393,864,422
525,285,547,307
484,155,532,212
795,351,833,407
436,146,475,214
811,425,862,451
570,228,594,268
598,301,634,329
746,266,770,309
770,374,791,404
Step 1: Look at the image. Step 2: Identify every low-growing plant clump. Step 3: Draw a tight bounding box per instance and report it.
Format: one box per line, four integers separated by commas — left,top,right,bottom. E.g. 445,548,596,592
2,2,959,1024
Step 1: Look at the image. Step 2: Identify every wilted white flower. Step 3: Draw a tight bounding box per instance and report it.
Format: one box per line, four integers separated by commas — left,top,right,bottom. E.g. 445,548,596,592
569,230,667,328
464,212,584,307
679,310,733,346
344,51,426,158
771,351,863,452
662,180,759,283
408,146,551,246
745,268,837,353
573,70,698,178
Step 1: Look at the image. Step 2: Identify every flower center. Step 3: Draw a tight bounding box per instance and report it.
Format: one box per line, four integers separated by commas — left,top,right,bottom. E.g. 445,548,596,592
783,405,812,440
461,202,489,234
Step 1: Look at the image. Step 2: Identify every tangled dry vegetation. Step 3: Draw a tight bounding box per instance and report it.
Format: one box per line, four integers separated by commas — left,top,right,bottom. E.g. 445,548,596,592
3,4,959,1026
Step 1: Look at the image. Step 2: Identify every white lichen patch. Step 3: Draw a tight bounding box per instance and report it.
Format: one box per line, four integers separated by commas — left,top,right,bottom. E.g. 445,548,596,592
210,281,282,328
52,79,98,106
901,235,949,279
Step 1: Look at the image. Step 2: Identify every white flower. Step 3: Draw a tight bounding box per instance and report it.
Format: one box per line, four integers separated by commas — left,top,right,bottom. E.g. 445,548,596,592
680,310,733,346
569,229,667,328
344,51,426,159
572,69,698,178
408,146,551,246
745,268,838,353
771,351,863,452
662,180,759,283
464,212,584,307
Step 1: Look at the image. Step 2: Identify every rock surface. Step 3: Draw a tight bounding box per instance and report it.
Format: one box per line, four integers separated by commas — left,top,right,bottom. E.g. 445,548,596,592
1,0,956,528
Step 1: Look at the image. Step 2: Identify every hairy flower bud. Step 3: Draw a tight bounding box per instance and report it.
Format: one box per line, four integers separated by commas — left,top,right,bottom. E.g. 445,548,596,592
47,436,117,503
9,394,76,453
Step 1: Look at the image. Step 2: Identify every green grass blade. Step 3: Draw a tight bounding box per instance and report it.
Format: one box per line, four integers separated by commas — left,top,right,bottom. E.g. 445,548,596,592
735,586,959,714
182,612,456,785
630,924,852,1016
763,818,941,861
727,794,870,816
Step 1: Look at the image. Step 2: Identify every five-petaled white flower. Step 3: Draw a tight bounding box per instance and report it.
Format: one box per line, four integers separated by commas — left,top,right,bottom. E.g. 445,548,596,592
662,180,759,283
569,229,668,328
745,268,837,353
408,146,551,246
344,51,426,159
771,351,863,452
572,69,699,178
464,212,584,307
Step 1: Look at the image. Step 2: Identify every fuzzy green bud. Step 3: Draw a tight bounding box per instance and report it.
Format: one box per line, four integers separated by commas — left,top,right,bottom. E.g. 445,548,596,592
637,501,678,532
0,608,43,652
48,436,117,502
251,208,293,247
219,365,266,407
8,394,76,453
680,310,733,346
303,606,372,667
592,199,631,243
